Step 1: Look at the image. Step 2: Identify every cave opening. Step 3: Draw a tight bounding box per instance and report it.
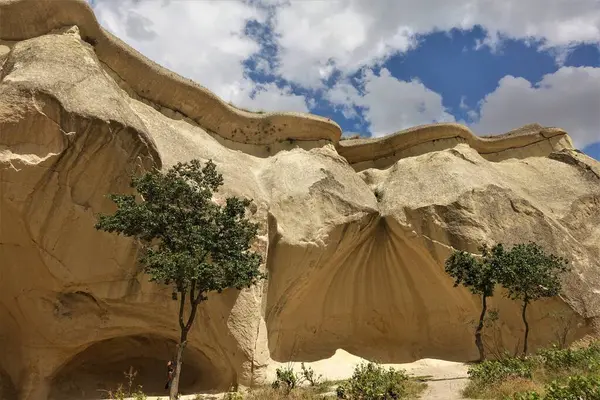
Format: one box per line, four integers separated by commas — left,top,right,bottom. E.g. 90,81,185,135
0,366,17,400
49,334,229,400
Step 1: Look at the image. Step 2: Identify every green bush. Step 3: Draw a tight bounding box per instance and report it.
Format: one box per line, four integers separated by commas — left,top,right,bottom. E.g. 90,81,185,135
222,387,244,400
106,385,147,400
300,362,322,386
468,357,536,384
510,391,543,400
506,375,600,399
272,365,298,394
544,375,600,399
467,342,600,399
537,342,600,372
336,362,409,399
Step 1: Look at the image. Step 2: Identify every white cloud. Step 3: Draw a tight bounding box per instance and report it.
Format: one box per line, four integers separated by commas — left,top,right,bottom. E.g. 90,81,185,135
267,0,600,86
325,81,362,119
328,68,455,136
90,0,600,139
271,1,417,87
470,67,600,149
93,0,263,99
91,0,600,93
93,0,311,113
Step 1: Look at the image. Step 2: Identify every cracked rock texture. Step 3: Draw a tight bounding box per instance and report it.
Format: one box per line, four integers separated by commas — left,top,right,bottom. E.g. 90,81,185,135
1,1,599,399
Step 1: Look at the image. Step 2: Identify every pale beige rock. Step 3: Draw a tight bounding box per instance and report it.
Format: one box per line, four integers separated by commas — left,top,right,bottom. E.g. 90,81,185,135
1,1,599,400
338,123,575,171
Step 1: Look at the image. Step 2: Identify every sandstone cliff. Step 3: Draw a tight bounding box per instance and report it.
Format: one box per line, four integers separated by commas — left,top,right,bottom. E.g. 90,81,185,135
1,1,599,399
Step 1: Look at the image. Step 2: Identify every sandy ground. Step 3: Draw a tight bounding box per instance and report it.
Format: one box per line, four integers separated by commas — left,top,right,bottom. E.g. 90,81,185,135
266,349,470,399
115,349,469,400
422,378,469,400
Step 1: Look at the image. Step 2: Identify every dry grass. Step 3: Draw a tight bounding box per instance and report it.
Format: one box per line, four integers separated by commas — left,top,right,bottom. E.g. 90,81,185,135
462,340,600,399
463,376,544,399
244,386,331,399
403,379,428,398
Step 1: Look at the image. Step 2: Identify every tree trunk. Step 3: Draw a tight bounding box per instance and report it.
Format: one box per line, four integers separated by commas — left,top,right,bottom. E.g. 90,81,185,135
521,300,530,355
169,287,201,400
169,333,188,400
475,295,487,362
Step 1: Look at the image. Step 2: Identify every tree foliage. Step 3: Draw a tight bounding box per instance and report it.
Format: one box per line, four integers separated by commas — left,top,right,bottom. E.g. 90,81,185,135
96,159,265,301
498,242,569,304
446,241,570,358
445,244,506,361
95,159,265,399
496,242,570,355
445,244,505,298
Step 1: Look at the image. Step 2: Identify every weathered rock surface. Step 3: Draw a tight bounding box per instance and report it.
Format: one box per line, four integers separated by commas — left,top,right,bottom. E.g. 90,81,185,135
1,1,599,399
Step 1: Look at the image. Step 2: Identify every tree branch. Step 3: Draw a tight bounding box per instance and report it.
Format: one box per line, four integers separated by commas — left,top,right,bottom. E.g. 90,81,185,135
190,279,196,309
192,251,210,306
178,290,187,331
185,301,199,331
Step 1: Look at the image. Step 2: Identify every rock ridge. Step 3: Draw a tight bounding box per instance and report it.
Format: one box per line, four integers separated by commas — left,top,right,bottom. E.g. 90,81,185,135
0,0,575,161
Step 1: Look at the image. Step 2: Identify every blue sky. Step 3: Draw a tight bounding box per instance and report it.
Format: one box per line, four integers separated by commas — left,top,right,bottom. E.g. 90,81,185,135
90,0,600,160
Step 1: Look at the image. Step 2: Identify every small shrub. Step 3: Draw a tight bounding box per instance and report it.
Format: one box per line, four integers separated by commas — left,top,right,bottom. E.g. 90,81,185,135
511,391,543,400
537,342,600,372
104,367,147,400
272,365,298,394
106,385,127,400
465,375,543,399
223,389,244,400
131,389,147,400
468,357,536,384
544,375,600,399
336,362,409,399
511,375,600,399
300,363,322,386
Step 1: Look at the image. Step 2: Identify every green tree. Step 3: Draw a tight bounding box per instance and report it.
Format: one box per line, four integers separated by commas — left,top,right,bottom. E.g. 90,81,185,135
95,159,265,399
445,244,505,361
498,242,570,355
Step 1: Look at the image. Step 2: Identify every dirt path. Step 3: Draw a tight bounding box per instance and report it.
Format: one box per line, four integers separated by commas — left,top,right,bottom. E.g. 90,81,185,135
420,377,468,399
399,358,469,400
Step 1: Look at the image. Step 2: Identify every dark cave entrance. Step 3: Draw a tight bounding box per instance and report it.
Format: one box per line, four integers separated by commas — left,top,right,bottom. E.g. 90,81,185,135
49,334,229,400
0,366,17,400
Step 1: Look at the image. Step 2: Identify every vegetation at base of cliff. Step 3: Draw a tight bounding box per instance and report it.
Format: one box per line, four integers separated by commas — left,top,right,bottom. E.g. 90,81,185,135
240,384,337,399
105,361,426,399
336,362,426,399
444,242,570,361
103,367,147,400
95,159,265,400
223,362,426,399
463,340,600,399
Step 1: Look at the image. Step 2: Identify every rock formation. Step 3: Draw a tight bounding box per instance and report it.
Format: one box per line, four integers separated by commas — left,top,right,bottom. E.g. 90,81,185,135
1,1,599,399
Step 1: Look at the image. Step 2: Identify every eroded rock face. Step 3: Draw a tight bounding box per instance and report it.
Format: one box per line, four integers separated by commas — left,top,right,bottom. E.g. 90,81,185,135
1,2,599,399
